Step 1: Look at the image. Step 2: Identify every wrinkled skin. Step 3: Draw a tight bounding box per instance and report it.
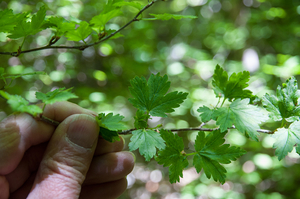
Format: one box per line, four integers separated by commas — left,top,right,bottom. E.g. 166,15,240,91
0,102,135,199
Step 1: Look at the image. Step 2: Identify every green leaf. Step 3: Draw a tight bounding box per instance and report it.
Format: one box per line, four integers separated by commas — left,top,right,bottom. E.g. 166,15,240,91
197,105,216,123
212,65,253,101
262,77,300,122
128,73,188,117
272,121,300,160
8,6,46,39
129,129,165,161
45,16,76,36
213,98,268,141
193,130,246,184
90,9,122,31
113,1,143,10
0,91,42,116
65,21,92,42
156,130,188,183
35,87,78,105
134,110,149,129
145,13,198,21
0,9,27,33
96,113,127,131
96,112,126,142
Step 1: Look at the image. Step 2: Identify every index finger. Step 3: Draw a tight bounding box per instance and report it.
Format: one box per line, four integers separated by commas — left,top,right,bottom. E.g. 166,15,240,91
0,101,96,175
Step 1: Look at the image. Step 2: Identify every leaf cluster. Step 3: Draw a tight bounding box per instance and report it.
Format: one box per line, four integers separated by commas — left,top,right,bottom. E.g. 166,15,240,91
156,130,245,184
198,65,268,141
262,77,300,160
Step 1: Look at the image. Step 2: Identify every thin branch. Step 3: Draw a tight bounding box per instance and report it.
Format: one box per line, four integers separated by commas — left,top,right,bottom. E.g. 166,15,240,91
118,126,274,135
0,0,158,57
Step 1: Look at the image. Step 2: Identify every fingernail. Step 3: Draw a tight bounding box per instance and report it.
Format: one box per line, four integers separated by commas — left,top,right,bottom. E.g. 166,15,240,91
129,151,136,162
66,115,99,148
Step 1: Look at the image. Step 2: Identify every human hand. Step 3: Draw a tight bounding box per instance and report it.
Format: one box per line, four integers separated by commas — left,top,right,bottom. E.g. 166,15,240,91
0,102,135,199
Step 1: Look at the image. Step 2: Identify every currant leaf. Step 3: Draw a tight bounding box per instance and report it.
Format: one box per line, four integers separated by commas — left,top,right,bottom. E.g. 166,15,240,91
272,121,300,160
197,105,216,123
129,129,165,161
262,76,300,122
90,9,122,31
65,21,92,42
212,65,253,101
0,91,42,116
8,6,46,39
128,73,188,117
156,130,188,183
146,13,197,20
96,113,126,142
35,87,78,105
213,99,268,141
193,130,246,184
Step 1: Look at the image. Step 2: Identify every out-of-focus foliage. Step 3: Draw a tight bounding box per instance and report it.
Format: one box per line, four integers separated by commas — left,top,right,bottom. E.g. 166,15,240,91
1,0,300,198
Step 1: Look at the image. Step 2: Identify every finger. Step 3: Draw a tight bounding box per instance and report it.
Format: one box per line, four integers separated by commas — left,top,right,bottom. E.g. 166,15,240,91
9,172,36,199
0,101,96,175
0,176,9,199
28,114,99,198
80,178,128,199
6,136,125,192
94,136,124,155
5,143,47,192
84,151,135,185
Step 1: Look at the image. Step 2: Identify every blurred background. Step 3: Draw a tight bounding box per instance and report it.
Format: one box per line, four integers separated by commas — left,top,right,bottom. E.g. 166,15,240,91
1,0,300,198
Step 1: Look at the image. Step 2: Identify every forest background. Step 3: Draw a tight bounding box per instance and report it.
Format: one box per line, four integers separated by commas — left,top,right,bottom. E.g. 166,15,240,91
1,0,300,198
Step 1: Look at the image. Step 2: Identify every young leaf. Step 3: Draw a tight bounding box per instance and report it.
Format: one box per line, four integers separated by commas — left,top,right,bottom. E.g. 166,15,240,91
113,1,143,10
134,110,149,129
272,121,300,160
35,87,78,105
65,21,92,42
96,113,127,142
213,99,268,141
90,9,122,31
212,65,253,101
156,130,188,183
44,16,76,36
128,73,188,117
193,130,246,184
0,9,27,33
262,76,300,122
8,6,46,39
129,129,165,161
96,113,126,131
197,105,216,123
145,13,198,21
0,91,42,116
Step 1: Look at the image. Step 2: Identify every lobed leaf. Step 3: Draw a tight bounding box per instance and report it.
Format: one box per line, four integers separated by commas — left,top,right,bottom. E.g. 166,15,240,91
0,9,27,33
129,129,165,161
197,105,216,123
272,121,300,160
156,130,188,183
128,73,188,117
44,16,76,36
65,21,92,42
193,130,246,184
212,65,253,101
8,6,46,39
113,1,143,10
0,91,42,116
262,77,300,122
146,13,198,21
90,9,122,31
213,99,268,141
35,87,78,105
96,113,126,142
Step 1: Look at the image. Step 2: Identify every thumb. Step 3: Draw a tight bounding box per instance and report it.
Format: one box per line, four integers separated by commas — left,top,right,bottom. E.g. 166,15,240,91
28,114,99,199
